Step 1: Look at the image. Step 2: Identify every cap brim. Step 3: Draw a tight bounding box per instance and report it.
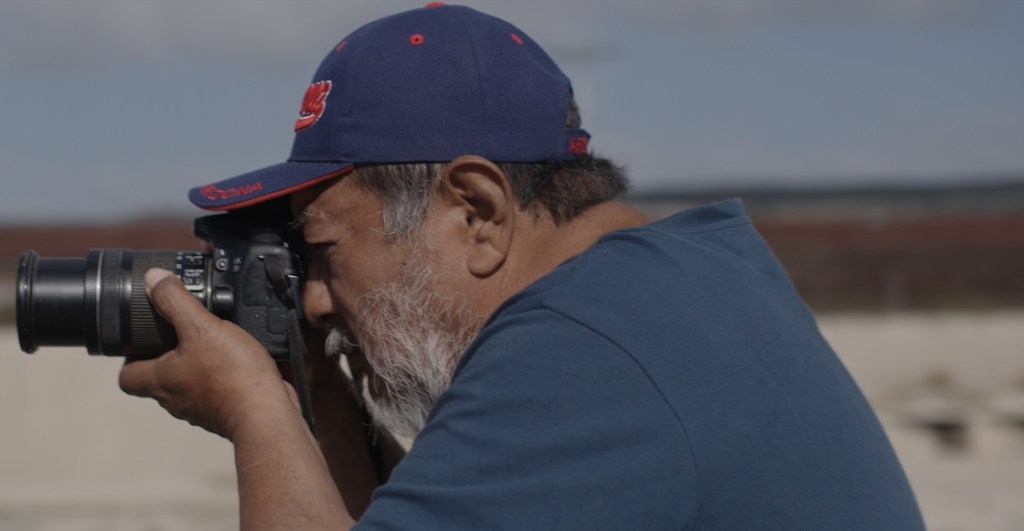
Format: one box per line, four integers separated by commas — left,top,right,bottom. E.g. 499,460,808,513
189,161,355,211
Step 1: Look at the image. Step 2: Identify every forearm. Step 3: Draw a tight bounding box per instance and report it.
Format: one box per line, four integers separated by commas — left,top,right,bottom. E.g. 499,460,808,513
120,271,358,529
309,377,385,517
304,347,407,516
232,396,356,531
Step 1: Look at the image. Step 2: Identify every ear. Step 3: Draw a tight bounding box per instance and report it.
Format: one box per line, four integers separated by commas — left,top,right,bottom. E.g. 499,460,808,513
438,155,516,277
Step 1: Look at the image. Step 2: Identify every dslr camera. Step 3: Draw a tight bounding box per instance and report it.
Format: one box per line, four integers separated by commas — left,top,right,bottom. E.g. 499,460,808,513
16,210,304,360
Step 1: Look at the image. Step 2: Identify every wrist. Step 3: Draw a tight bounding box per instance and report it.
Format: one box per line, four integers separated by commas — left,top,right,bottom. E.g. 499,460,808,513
224,382,305,442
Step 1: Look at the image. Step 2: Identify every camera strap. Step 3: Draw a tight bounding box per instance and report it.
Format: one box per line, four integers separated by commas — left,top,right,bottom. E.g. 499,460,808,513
264,254,316,434
285,307,316,433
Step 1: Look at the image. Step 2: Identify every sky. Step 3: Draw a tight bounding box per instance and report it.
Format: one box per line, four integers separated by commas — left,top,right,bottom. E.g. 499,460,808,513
1,0,1023,222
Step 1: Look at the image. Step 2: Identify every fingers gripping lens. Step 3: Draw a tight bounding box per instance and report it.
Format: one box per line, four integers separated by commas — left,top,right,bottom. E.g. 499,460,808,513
17,249,195,357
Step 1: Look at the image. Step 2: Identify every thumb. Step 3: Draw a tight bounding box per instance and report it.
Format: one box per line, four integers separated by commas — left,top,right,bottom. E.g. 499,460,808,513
145,268,209,336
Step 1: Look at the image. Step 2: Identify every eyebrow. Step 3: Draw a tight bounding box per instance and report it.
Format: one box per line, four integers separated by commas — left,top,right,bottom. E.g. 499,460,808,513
289,207,333,231
287,212,307,231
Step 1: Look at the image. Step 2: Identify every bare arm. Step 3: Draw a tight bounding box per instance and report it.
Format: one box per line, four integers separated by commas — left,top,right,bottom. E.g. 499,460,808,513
301,327,407,517
231,390,355,530
118,269,355,530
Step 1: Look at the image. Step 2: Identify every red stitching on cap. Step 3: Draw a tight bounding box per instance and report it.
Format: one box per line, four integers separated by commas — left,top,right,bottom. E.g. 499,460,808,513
294,80,332,132
510,33,524,45
199,166,355,211
201,182,264,202
335,40,347,53
425,2,445,8
410,34,425,46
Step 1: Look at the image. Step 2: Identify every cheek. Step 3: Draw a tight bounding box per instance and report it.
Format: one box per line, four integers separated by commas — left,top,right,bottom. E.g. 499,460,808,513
414,219,469,291
324,253,393,316
320,233,417,317
412,251,463,301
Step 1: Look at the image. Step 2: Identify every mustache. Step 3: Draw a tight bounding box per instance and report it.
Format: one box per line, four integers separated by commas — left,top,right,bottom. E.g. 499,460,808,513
324,326,361,363
323,325,371,404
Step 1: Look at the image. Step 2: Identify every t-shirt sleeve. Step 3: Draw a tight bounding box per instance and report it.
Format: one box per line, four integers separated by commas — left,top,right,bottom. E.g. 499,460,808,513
354,308,697,530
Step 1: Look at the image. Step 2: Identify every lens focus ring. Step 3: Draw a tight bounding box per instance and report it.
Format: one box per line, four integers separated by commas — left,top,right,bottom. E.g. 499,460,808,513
97,249,124,355
127,251,181,355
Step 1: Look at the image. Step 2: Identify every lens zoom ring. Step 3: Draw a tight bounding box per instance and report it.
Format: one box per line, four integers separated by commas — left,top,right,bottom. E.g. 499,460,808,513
130,252,180,352
98,250,124,354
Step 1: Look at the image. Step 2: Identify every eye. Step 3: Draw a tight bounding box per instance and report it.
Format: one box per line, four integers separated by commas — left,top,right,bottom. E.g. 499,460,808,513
307,242,332,258
295,241,327,264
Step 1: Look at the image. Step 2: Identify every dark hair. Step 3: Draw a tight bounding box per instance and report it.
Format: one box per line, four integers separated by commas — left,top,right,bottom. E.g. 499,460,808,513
352,98,629,237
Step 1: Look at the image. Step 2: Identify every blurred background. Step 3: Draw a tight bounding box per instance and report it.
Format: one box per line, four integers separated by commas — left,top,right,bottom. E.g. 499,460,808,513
2,1,1022,529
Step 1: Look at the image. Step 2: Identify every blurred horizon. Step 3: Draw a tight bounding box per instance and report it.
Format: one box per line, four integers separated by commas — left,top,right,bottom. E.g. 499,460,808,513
3,181,1024,315
2,0,1023,222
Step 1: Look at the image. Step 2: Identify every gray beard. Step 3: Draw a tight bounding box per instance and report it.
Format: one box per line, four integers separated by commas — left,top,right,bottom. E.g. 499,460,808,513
324,252,479,439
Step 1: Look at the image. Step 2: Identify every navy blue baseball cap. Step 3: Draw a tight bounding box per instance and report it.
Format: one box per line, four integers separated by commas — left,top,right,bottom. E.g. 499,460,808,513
189,3,591,211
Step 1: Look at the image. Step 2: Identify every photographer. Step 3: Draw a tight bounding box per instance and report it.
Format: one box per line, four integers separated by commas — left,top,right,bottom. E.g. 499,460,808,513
118,5,924,530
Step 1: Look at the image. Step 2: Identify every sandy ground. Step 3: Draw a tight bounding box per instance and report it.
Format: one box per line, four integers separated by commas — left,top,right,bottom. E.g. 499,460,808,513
821,312,1024,531
1,312,1023,530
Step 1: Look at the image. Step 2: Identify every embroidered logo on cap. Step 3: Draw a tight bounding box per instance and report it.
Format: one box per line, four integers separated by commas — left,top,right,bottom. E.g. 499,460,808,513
201,182,264,201
294,80,333,132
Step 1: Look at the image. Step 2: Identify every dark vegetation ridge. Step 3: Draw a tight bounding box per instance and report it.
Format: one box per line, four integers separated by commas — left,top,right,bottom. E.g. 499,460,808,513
2,177,1023,319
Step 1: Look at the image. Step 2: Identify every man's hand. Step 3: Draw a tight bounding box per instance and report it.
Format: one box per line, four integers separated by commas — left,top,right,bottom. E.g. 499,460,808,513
118,268,297,440
294,325,407,518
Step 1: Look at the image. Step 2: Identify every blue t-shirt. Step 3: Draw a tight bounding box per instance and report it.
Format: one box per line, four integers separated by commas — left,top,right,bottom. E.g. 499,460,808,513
357,200,924,530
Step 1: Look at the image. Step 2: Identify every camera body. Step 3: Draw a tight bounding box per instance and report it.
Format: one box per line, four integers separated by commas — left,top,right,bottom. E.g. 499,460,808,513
17,212,304,359
188,214,303,360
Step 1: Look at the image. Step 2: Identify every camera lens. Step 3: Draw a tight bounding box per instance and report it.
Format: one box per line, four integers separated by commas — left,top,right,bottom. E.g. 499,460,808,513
16,249,202,357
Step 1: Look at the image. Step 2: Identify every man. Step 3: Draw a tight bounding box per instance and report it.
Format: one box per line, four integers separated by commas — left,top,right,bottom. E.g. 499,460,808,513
119,4,925,530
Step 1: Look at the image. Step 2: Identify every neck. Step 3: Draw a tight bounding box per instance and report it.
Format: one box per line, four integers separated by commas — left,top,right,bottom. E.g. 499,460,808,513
542,200,649,265
502,200,650,294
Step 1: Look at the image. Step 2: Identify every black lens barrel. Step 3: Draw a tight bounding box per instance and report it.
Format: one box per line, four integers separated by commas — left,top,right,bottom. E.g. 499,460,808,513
17,251,88,352
16,249,190,357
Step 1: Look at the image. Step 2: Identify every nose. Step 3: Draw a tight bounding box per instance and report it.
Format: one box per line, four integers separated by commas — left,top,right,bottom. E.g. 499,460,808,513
302,265,332,329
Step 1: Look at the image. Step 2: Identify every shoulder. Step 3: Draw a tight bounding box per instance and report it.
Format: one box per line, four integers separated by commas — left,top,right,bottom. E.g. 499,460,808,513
361,306,698,529
473,199,800,354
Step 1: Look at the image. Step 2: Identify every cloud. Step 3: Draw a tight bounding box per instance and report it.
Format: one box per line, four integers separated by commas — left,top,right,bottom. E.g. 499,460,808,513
1,0,1019,218
0,0,394,70
2,0,996,71
0,0,613,71
602,0,992,33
